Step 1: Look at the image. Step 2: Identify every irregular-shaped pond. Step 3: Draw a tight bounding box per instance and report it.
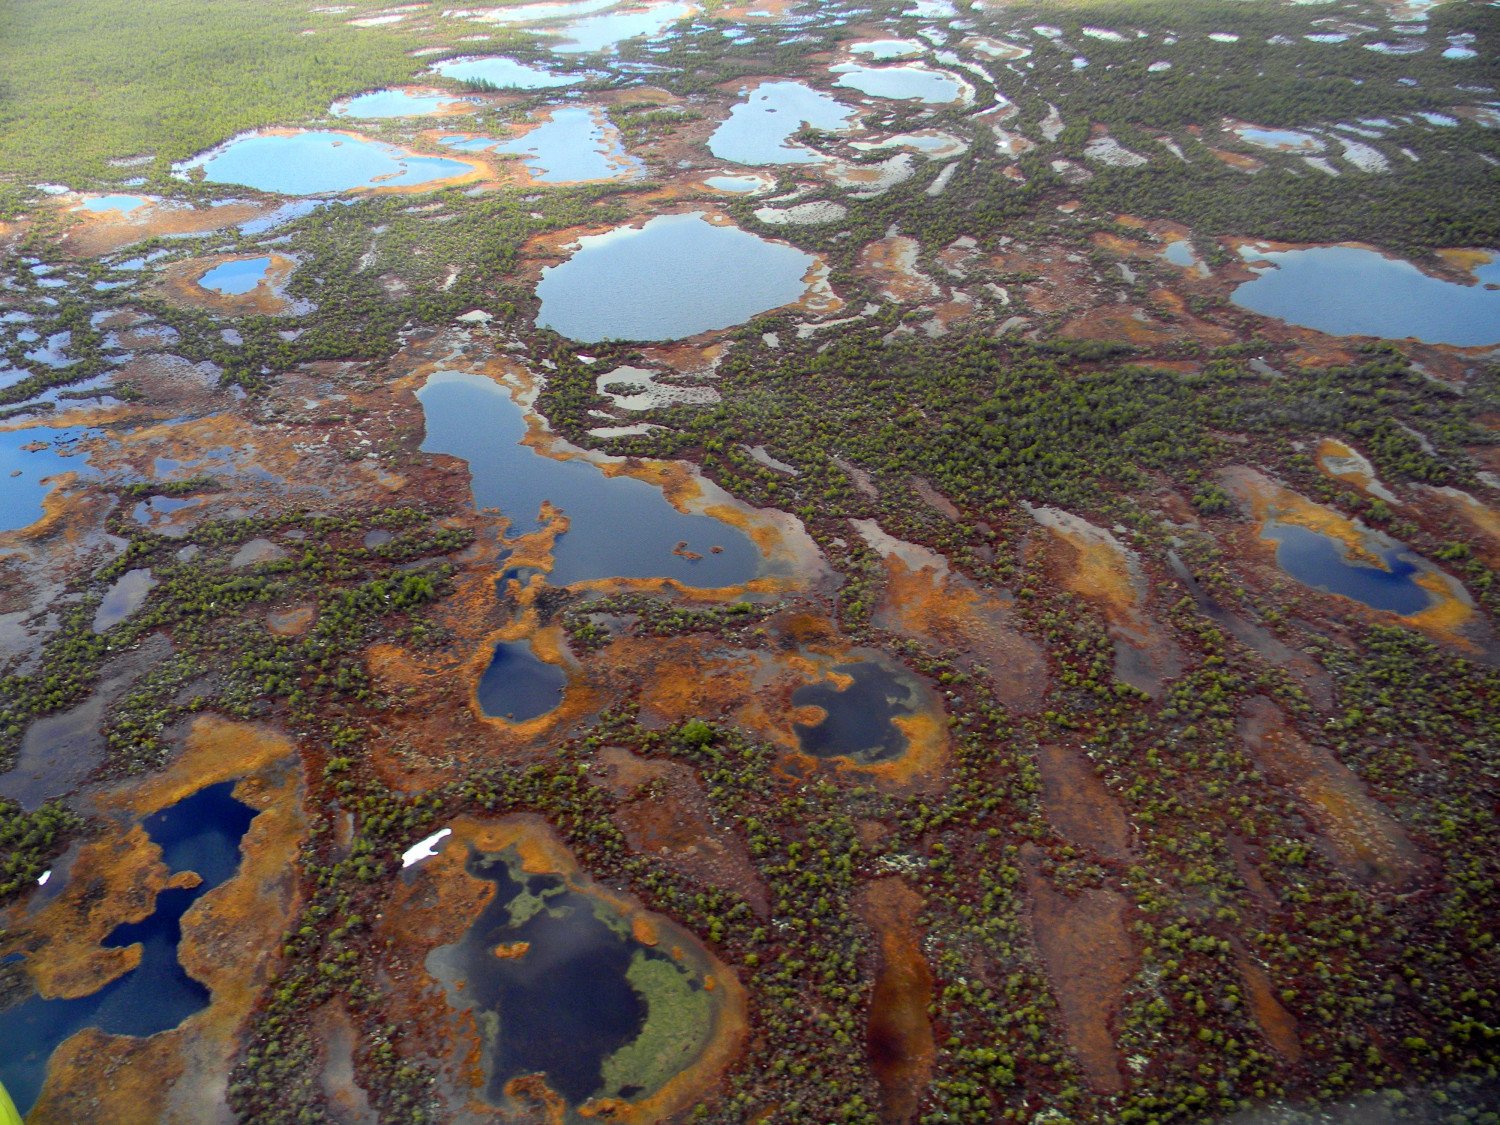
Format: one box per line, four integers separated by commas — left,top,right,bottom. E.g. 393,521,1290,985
93,568,157,632
832,62,968,104
477,640,567,722
197,256,271,295
793,657,921,764
0,782,257,1117
427,841,720,1112
417,369,760,585
709,81,859,165
0,426,94,534
442,106,640,183
175,131,477,196
331,87,473,118
535,211,816,341
549,0,697,53
1262,521,1435,615
1232,245,1500,346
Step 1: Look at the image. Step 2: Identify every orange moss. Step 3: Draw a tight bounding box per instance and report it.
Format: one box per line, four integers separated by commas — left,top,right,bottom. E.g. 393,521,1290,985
159,252,299,316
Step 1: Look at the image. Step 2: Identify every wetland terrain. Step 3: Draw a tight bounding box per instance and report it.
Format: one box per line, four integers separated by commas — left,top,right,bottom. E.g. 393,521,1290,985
0,0,1498,1122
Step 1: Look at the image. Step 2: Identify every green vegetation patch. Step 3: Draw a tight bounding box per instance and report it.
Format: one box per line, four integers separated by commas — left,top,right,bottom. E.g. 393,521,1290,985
599,949,716,1099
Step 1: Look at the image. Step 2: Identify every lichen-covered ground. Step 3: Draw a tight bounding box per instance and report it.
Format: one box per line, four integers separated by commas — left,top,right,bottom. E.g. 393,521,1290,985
1,0,1498,1121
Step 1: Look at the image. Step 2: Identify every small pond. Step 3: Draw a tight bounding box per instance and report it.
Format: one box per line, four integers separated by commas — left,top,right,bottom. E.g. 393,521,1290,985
429,55,583,90
77,195,150,214
0,782,257,1117
417,369,760,586
1231,245,1500,347
709,81,859,165
198,257,272,296
1262,521,1435,615
442,107,640,183
175,131,475,196
331,88,472,118
535,211,815,341
703,172,773,193
426,846,714,1109
477,640,568,722
93,568,156,632
832,62,967,104
1234,126,1322,151
792,658,921,764
850,39,925,60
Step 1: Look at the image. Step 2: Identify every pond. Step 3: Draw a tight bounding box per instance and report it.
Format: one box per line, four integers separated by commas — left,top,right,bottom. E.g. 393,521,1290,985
476,640,568,722
709,81,859,165
417,369,760,586
197,257,271,296
850,39,925,60
703,172,774,193
427,845,715,1111
1231,245,1500,347
0,426,93,534
792,658,921,764
77,194,150,214
535,211,815,341
174,131,476,196
442,106,641,183
0,782,258,1117
831,63,968,104
1262,521,1435,615
1234,125,1322,152
93,568,156,632
429,55,584,90
331,87,473,118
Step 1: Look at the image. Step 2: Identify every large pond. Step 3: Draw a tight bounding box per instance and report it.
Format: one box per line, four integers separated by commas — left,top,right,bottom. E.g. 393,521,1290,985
709,81,859,165
417,369,760,586
477,640,567,721
831,63,967,104
1262,521,1435,615
534,212,815,341
792,658,921,764
174,131,475,195
1231,245,1500,347
442,107,640,183
0,426,93,533
427,845,715,1110
0,782,257,1116
428,55,583,90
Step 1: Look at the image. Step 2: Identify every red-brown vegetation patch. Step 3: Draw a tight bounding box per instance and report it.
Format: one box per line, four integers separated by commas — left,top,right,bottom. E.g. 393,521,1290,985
1022,850,1134,1094
599,747,771,916
1035,744,1132,860
1239,696,1425,886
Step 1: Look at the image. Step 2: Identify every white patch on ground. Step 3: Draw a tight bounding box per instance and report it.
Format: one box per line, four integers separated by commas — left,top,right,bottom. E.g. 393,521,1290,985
589,423,667,438
1049,158,1093,184
596,365,720,411
827,153,916,197
964,35,1031,60
1148,60,1173,72
926,163,957,195
1339,138,1390,172
1209,32,1240,42
1081,26,1126,41
1083,135,1148,167
1039,103,1064,141
992,127,1034,159
401,828,452,868
746,445,800,475
1303,156,1341,175
755,200,848,225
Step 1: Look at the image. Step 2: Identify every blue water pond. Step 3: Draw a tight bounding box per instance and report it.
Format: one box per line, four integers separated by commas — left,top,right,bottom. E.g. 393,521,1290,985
175,131,475,196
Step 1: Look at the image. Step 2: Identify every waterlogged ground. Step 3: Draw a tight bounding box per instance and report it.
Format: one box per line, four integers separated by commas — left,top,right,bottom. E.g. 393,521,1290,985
1,0,1499,1121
